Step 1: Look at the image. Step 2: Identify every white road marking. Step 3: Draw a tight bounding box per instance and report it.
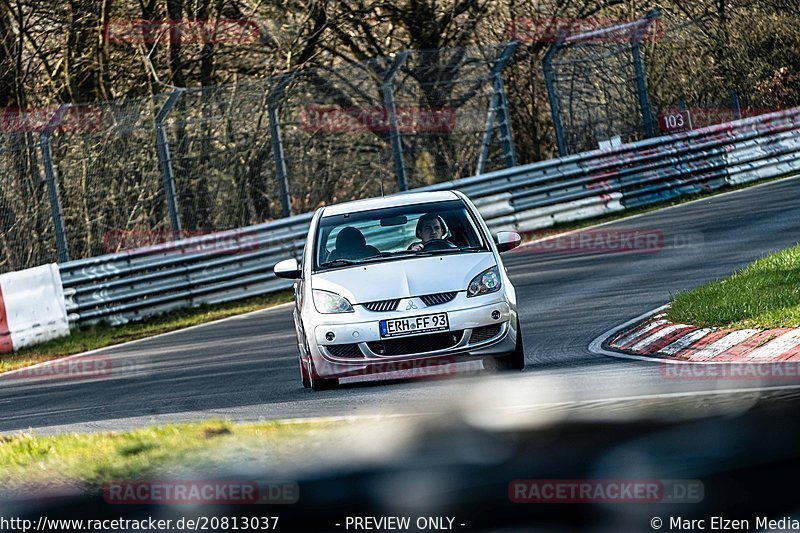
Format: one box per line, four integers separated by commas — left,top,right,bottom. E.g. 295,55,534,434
746,330,800,362
613,320,668,348
659,328,715,356
629,324,687,352
690,329,760,361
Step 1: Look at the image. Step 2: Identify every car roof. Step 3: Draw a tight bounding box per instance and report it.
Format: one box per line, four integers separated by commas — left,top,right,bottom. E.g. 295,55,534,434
320,190,461,217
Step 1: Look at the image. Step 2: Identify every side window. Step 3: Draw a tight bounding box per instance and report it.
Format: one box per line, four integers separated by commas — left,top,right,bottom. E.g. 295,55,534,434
321,232,331,260
461,207,486,248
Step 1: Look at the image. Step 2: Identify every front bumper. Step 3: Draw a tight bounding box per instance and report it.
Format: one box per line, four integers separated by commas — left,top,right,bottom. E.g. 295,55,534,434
306,298,517,378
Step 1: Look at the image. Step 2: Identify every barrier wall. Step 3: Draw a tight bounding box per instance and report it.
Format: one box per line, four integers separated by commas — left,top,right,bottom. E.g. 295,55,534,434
0,264,69,352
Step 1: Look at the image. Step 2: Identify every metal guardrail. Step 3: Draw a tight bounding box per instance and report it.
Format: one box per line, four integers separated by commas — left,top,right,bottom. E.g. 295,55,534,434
60,107,800,324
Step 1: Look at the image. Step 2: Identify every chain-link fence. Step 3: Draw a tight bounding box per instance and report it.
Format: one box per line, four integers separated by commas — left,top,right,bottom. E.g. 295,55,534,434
543,11,661,156
0,131,54,273
276,56,397,212
48,97,171,260
543,11,800,152
0,43,519,273
167,81,282,231
2,22,797,274
394,44,518,188
645,18,791,136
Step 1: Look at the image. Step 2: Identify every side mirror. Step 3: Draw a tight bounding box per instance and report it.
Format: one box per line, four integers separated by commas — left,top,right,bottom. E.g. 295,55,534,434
495,231,522,253
274,258,301,279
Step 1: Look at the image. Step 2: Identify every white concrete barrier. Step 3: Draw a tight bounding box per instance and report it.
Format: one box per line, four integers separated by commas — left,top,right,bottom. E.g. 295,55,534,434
0,264,69,353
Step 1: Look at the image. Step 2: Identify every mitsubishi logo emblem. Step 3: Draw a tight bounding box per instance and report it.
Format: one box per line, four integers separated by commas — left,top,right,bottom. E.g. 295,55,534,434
405,300,418,310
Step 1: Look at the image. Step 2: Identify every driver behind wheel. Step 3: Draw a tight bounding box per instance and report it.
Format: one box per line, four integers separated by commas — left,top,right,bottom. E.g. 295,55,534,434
408,212,451,251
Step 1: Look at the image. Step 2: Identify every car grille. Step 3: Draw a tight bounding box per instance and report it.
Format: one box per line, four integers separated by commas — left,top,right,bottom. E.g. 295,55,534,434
325,344,363,358
367,331,463,356
420,291,458,307
470,324,502,344
362,299,400,312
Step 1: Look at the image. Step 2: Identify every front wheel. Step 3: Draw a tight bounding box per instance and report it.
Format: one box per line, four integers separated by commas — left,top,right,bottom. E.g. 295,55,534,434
496,327,525,371
297,327,311,388
300,356,311,388
309,359,339,391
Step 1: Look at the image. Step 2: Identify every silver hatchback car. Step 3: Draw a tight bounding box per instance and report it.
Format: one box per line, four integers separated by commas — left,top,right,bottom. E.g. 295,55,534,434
274,190,524,390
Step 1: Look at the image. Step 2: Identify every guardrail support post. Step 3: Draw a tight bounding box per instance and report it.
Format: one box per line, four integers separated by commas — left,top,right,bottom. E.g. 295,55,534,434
155,88,185,233
631,10,659,139
730,90,742,120
477,41,519,175
41,105,71,263
382,51,410,191
543,33,568,157
269,73,294,218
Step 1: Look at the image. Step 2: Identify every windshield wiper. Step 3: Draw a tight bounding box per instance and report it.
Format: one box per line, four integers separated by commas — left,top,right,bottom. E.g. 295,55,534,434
425,246,487,255
379,250,427,258
356,250,432,260
319,258,363,268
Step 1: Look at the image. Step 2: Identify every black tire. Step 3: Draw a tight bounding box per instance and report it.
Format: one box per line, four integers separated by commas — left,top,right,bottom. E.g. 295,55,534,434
497,327,525,371
309,359,339,391
299,339,311,388
300,359,311,389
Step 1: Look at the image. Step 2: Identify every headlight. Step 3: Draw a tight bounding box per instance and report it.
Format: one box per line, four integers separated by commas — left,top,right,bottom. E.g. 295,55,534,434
312,289,354,313
467,266,501,297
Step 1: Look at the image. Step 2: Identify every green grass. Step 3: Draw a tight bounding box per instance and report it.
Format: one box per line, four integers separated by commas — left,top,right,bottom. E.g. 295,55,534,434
668,243,800,329
0,419,339,491
1,291,293,374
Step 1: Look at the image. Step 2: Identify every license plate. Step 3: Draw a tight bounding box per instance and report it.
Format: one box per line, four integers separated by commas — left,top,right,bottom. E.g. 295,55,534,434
380,313,449,338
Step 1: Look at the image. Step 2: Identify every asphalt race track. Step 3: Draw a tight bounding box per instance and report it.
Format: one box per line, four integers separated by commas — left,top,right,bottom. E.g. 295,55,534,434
3,176,800,434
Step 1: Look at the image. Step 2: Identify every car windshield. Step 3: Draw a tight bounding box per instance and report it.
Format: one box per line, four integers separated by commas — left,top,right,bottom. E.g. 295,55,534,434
315,199,488,270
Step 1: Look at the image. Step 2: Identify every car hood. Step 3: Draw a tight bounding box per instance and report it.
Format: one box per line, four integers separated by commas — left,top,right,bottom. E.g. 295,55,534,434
312,252,496,303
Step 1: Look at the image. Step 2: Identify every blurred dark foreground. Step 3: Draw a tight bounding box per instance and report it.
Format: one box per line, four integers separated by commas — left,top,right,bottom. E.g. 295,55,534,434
6,392,800,532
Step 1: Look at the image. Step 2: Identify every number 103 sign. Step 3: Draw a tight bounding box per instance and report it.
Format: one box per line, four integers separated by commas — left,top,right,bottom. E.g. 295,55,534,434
659,108,693,133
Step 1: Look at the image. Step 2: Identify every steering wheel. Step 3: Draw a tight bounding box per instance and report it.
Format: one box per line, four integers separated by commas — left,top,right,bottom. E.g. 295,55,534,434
422,238,457,251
